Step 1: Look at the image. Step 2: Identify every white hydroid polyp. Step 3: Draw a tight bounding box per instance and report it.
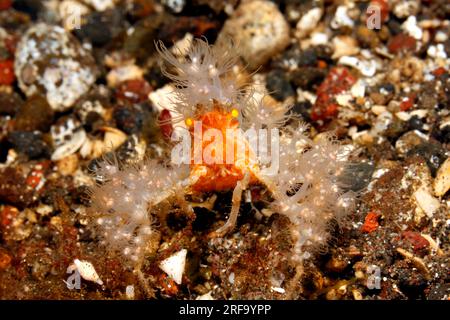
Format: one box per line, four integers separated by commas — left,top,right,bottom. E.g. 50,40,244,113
155,38,246,119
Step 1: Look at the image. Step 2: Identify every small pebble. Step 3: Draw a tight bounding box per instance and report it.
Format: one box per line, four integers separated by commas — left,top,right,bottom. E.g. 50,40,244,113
296,7,322,39
14,23,97,111
219,0,290,70
433,157,450,197
14,95,53,132
8,131,48,159
51,117,87,161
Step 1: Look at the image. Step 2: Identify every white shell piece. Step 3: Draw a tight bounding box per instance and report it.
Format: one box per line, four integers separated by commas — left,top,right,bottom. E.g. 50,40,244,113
159,249,187,285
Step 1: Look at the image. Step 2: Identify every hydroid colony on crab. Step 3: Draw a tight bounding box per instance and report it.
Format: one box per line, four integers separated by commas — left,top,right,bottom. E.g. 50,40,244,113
88,38,356,289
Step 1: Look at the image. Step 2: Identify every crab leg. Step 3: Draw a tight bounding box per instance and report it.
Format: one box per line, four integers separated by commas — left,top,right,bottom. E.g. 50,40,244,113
209,172,250,238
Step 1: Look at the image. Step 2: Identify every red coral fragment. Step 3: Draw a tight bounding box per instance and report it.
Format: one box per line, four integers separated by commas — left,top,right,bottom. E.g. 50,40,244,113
432,67,447,77
399,94,416,111
401,231,430,253
311,67,356,121
361,212,381,233
0,0,12,11
0,205,18,229
159,273,179,295
116,79,152,104
388,34,416,54
0,60,15,85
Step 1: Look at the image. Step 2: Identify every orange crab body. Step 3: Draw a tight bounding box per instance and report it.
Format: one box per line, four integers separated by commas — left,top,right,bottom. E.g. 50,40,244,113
188,106,258,192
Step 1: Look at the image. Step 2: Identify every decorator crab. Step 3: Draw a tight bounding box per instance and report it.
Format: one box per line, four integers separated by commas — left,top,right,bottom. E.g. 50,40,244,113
88,38,356,294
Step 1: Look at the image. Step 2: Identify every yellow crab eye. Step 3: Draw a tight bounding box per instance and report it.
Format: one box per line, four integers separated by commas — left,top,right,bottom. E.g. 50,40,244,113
185,118,193,127
185,118,193,126
231,108,239,118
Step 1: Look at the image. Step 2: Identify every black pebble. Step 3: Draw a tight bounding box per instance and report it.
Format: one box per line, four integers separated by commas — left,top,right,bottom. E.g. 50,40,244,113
291,67,326,90
192,207,216,232
74,10,123,47
266,69,294,101
290,101,312,122
12,0,43,20
166,211,189,231
406,143,447,176
407,115,426,132
113,104,144,134
432,124,450,144
8,131,48,159
339,162,375,192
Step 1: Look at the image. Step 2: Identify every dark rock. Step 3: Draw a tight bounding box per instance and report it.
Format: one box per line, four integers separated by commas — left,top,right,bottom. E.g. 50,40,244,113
339,162,375,192
74,9,124,47
387,19,402,36
265,69,294,101
0,166,34,208
8,130,48,159
166,211,189,231
0,91,24,116
144,64,169,89
113,104,144,134
14,95,53,132
291,67,326,90
431,123,450,144
272,46,318,70
39,175,75,206
290,101,311,122
192,207,216,232
418,88,438,110
140,102,162,143
124,15,164,61
127,0,157,20
12,0,42,20
407,115,426,132
406,142,447,176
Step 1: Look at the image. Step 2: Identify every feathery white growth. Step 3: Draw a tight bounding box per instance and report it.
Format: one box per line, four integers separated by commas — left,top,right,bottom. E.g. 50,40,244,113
89,158,188,268
242,94,293,130
156,39,246,120
257,124,355,262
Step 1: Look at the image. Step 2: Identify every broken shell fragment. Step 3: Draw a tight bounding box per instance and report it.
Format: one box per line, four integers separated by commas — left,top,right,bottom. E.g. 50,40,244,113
433,157,450,197
296,7,323,38
51,118,87,161
72,259,103,285
413,187,441,217
159,249,187,285
338,56,376,77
